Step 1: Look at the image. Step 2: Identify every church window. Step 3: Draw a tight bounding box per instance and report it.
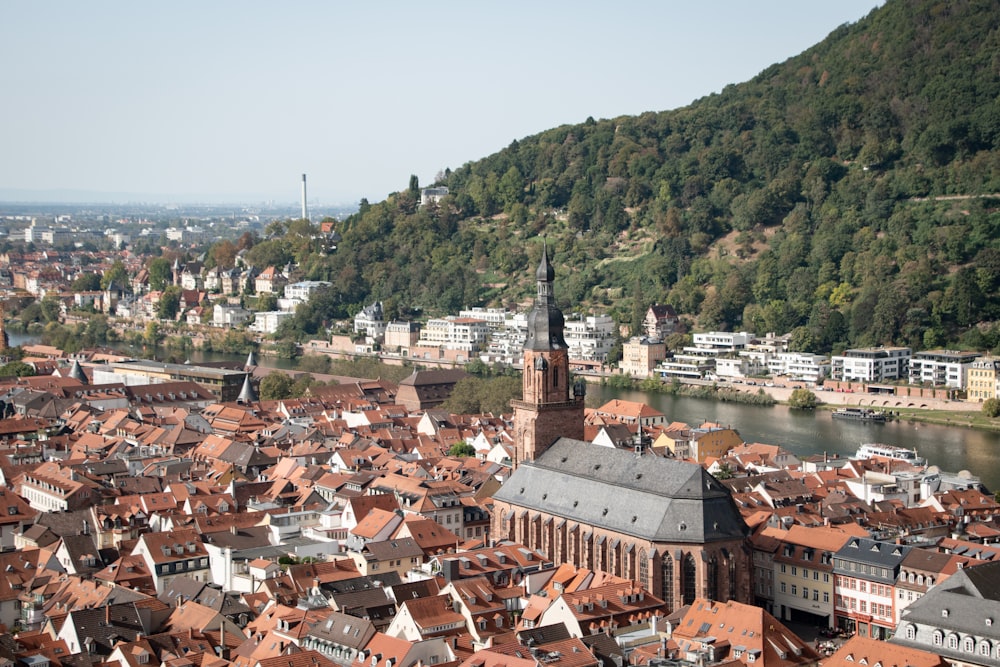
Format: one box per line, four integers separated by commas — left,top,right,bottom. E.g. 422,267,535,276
682,553,697,606
728,557,737,601
706,557,718,602
638,549,649,591
661,555,674,609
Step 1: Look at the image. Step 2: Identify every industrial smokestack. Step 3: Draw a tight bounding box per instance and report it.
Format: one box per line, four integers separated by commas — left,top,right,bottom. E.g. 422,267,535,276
301,173,309,221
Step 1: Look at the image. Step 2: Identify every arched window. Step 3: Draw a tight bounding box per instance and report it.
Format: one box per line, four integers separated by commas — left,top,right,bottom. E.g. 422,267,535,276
661,554,674,610
948,633,959,650
933,631,943,646
728,555,737,600
706,556,718,602
638,549,649,591
682,553,698,606
979,640,991,656
963,637,974,653
906,625,916,640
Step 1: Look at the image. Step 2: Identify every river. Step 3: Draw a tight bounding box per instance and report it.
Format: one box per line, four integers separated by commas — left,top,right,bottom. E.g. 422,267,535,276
589,384,1000,492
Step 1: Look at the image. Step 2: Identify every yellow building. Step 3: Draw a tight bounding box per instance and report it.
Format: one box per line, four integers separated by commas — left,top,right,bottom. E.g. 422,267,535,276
653,424,743,463
967,356,1000,402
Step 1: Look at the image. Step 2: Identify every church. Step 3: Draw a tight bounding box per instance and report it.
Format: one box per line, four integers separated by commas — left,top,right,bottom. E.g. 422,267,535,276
491,243,752,611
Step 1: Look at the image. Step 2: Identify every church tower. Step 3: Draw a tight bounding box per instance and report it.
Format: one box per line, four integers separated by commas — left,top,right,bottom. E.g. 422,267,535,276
511,240,584,468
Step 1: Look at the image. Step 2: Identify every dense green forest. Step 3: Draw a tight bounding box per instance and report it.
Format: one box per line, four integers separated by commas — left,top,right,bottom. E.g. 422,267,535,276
275,0,1000,355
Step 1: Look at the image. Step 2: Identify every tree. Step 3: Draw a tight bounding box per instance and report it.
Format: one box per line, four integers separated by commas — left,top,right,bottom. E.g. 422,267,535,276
144,321,162,346
210,239,238,269
448,442,477,457
260,371,294,400
157,286,182,320
148,257,173,291
0,361,34,378
788,388,819,409
71,273,102,292
101,260,130,291
983,398,1000,418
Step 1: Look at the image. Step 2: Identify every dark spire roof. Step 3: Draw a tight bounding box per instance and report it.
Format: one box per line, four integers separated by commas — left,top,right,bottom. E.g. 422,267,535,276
525,239,566,351
536,237,555,282
237,373,258,404
68,359,88,384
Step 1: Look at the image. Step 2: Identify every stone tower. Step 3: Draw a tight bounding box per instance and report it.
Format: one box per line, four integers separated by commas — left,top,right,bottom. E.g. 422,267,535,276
511,240,584,468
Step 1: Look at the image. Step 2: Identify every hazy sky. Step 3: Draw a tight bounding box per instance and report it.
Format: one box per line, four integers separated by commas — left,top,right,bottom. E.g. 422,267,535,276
1,2,881,206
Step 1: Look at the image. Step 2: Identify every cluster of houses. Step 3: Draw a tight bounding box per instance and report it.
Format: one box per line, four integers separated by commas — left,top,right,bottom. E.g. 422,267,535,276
0,337,993,667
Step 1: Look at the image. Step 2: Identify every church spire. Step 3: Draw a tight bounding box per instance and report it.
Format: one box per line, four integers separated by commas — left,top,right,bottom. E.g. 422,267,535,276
525,238,567,352
511,238,583,468
237,373,258,404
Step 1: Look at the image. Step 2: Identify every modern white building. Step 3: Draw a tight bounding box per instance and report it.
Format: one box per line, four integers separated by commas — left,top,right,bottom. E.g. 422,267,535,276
831,347,911,383
692,331,754,353
907,349,978,389
458,307,509,327
656,353,715,380
769,352,831,384
212,303,252,328
564,314,616,362
284,280,332,302
417,316,491,353
250,310,293,335
484,312,528,365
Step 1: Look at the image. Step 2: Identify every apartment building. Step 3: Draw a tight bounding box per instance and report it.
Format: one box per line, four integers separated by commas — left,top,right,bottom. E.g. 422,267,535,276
831,347,911,383
620,336,666,378
907,349,978,389
416,317,491,354
564,314,616,362
833,537,911,639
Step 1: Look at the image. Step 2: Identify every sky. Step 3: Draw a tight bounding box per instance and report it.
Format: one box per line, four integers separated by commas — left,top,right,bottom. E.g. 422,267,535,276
0,1,882,206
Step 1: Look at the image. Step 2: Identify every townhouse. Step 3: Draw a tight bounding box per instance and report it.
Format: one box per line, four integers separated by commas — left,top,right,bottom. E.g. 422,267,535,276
833,536,911,639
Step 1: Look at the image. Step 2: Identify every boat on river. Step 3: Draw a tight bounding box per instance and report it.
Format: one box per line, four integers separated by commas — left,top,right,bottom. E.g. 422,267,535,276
855,442,925,466
832,407,889,422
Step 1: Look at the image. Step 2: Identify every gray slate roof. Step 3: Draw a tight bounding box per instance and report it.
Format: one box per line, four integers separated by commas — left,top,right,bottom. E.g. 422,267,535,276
493,438,748,544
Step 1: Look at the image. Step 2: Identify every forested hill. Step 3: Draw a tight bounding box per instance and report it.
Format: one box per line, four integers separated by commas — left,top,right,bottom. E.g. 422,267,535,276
281,0,1000,355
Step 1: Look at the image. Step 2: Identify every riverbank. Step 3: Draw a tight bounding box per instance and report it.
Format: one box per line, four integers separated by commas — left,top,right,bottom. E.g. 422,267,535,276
602,376,1000,433
830,405,1000,433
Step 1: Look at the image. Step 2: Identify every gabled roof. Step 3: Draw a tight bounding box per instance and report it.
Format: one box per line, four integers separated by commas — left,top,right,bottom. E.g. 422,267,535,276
494,439,747,544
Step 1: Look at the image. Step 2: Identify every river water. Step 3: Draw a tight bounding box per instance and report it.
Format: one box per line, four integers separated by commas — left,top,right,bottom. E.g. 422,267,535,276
589,384,1000,492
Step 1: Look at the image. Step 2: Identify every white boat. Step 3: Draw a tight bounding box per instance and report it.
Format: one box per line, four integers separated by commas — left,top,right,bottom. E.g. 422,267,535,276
855,443,925,466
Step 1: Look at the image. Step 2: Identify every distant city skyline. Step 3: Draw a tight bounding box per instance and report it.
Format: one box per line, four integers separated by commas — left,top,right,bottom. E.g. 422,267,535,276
1,2,881,206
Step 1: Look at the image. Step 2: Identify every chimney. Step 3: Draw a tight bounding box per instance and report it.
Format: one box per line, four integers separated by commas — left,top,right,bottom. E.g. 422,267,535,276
301,174,309,221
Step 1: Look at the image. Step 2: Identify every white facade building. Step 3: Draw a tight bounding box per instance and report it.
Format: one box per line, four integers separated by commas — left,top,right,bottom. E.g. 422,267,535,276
353,301,386,342
831,347,911,383
284,280,332,302
907,349,978,389
565,314,616,362
213,303,252,328
769,352,831,384
250,310,293,335
417,317,491,353
692,331,754,353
